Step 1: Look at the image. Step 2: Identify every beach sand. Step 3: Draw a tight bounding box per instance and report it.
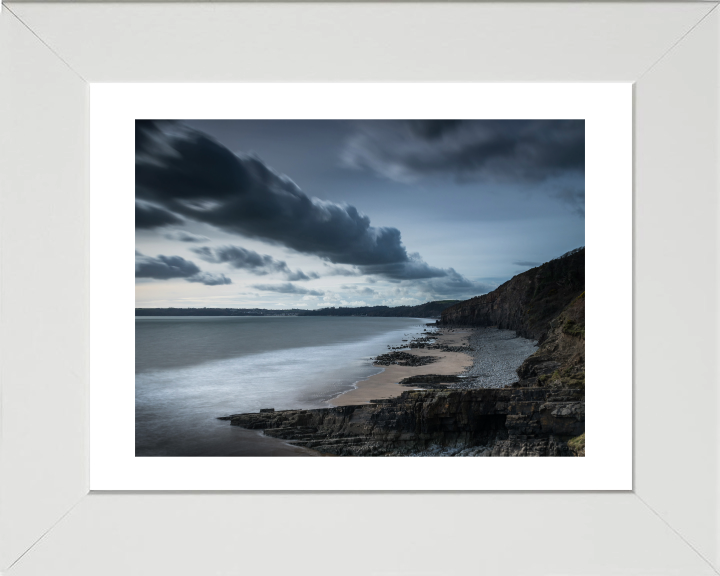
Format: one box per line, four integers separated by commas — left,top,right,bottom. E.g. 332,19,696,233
330,329,474,406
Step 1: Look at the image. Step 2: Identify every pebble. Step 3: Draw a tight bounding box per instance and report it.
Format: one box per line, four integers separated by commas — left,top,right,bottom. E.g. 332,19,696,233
450,327,537,390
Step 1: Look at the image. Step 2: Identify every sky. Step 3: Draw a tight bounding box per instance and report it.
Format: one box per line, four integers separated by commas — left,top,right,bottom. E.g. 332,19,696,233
135,120,585,309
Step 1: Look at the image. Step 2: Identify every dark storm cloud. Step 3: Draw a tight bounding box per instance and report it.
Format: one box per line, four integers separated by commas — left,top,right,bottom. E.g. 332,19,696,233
252,283,324,296
341,120,585,184
135,201,183,229
191,245,318,280
135,252,231,285
513,261,540,268
135,253,201,279
135,121,411,268
164,230,210,243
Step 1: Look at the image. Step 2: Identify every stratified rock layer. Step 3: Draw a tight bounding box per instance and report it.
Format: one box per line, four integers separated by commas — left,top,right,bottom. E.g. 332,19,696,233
220,388,584,457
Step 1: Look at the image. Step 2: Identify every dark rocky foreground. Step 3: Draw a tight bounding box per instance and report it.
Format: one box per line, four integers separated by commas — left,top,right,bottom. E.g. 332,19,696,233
219,387,584,457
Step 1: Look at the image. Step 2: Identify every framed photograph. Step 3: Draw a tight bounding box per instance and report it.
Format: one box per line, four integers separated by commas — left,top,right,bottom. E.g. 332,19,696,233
91,83,629,491
1,2,718,575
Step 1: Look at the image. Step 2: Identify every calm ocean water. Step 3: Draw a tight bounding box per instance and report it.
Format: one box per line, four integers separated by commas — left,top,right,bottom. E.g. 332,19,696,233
136,316,433,456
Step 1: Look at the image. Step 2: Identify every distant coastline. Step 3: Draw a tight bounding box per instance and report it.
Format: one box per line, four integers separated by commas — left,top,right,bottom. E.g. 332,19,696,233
135,300,461,319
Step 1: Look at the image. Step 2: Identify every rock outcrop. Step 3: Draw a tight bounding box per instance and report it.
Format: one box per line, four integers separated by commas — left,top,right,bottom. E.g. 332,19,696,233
515,292,585,388
220,388,584,457
373,351,439,367
440,247,584,341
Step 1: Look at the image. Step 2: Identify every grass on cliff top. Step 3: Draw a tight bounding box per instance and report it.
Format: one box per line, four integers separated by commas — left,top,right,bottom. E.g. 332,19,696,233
562,319,585,338
538,369,585,390
568,433,585,456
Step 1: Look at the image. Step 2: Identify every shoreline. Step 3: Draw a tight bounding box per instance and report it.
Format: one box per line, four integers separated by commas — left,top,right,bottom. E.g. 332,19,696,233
329,328,474,406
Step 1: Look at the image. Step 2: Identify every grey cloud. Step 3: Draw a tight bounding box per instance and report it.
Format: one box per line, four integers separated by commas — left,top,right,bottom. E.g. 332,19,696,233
192,245,287,273
191,245,316,280
341,120,585,184
135,252,230,286
252,283,325,296
135,121,411,269
357,253,448,281
135,253,200,279
323,265,361,277
187,272,232,286
513,261,540,268
136,201,183,229
287,269,320,281
164,230,210,243
415,269,493,300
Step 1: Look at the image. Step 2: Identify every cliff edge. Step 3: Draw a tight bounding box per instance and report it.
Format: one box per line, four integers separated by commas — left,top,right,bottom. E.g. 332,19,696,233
440,247,584,341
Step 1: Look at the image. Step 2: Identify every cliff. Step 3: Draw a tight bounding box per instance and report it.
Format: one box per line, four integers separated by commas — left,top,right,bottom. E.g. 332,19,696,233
515,291,585,389
220,387,584,457
440,247,585,341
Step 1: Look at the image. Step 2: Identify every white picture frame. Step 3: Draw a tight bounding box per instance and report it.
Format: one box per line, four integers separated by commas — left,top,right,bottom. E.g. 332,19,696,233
1,2,718,575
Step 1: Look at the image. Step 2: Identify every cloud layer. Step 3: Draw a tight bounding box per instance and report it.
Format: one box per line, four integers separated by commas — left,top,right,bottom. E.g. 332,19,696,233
135,121,452,282
341,120,585,184
135,120,528,296
136,121,407,267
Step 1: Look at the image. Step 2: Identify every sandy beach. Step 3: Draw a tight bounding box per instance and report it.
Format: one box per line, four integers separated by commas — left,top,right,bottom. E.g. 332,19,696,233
330,329,474,406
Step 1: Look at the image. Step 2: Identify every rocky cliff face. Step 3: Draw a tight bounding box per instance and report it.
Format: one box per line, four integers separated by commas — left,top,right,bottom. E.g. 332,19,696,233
516,292,585,388
441,247,585,341
220,387,584,457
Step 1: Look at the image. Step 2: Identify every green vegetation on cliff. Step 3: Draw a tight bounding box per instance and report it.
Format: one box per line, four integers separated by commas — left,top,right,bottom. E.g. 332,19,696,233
568,433,585,457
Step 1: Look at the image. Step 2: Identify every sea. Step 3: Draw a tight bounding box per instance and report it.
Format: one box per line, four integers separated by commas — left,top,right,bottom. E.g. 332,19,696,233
135,316,434,456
